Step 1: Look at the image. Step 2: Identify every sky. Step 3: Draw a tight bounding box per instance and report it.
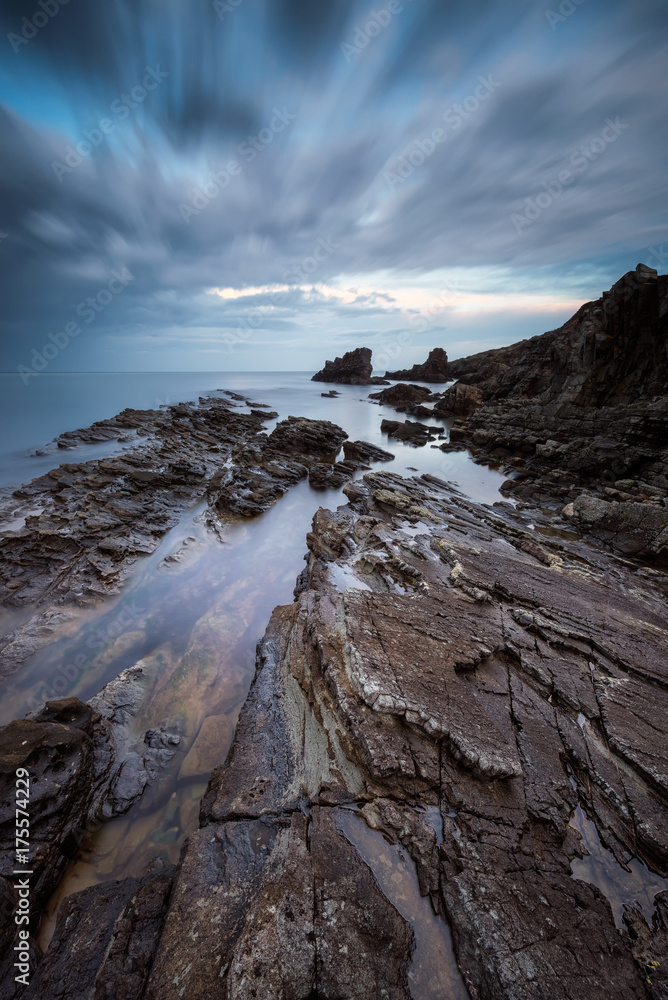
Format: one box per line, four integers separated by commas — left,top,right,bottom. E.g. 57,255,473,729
0,0,666,375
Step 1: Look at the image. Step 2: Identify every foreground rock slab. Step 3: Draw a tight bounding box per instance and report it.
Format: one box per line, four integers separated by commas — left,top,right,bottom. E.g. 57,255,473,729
32,471,668,999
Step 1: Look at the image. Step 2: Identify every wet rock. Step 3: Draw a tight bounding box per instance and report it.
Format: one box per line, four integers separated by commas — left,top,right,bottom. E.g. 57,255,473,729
434,382,483,416
381,418,443,445
200,471,666,998
23,866,174,1000
565,495,668,561
216,417,354,512
20,471,668,998
0,397,274,614
215,460,308,517
369,382,434,410
321,389,340,397
0,676,183,991
308,461,357,489
312,347,389,385
89,666,181,819
0,699,99,924
266,415,348,458
624,891,668,999
386,347,450,382
342,439,395,467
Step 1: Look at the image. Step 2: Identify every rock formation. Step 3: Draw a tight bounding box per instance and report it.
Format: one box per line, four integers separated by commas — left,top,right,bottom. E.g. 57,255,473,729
0,402,365,684
311,347,389,385
385,347,450,382
369,383,433,409
442,265,668,543
0,685,182,995
434,382,483,417
448,264,666,406
22,471,668,999
380,418,444,445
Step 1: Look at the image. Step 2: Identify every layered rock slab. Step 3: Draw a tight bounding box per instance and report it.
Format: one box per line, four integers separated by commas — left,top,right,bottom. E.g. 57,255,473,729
23,471,668,999
198,470,666,999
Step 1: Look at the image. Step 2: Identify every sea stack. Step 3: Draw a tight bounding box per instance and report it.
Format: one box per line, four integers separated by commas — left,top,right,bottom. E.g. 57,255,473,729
312,347,388,385
385,347,450,382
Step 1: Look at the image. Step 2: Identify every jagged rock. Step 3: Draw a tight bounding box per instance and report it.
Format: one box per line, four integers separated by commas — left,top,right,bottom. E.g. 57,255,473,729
381,418,443,445
19,472,668,998
216,417,354,510
0,397,273,615
308,461,358,489
320,389,340,397
311,347,389,385
434,382,483,416
195,470,665,999
623,891,668,999
22,866,174,1000
266,416,348,457
385,347,450,382
342,440,395,466
0,692,175,994
369,383,434,409
565,494,668,561
448,265,666,406
0,405,358,679
442,266,668,510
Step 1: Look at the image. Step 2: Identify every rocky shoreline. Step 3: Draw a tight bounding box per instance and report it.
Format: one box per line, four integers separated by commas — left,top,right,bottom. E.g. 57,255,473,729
6,468,668,999
1,265,667,999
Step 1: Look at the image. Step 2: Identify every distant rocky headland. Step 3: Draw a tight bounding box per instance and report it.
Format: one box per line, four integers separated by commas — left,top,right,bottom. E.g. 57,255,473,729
1,265,667,1000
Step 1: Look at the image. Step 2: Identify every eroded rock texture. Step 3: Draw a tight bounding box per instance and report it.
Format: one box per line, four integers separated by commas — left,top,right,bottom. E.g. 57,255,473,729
0,400,362,683
443,265,668,529
311,347,389,385
28,471,668,999
386,347,450,382
381,418,444,446
0,691,178,998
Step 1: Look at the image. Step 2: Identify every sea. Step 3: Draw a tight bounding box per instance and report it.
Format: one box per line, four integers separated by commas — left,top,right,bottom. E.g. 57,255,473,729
0,371,507,499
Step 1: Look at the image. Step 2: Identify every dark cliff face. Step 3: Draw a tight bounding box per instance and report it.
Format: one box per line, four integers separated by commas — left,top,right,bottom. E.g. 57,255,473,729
385,347,450,383
449,265,668,406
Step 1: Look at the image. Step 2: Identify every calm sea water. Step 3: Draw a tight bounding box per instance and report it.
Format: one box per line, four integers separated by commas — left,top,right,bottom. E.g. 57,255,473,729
0,371,507,499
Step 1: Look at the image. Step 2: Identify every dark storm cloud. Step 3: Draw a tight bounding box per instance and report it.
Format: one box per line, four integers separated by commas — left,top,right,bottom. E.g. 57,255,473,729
0,0,666,370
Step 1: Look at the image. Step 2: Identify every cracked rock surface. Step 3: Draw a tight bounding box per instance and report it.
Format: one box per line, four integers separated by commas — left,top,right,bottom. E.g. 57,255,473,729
29,470,668,999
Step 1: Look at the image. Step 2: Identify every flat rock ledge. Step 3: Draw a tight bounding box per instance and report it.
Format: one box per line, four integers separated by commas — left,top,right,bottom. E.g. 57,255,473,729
22,471,668,1000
